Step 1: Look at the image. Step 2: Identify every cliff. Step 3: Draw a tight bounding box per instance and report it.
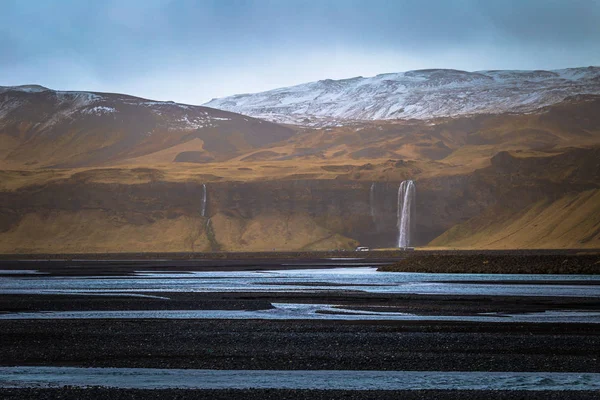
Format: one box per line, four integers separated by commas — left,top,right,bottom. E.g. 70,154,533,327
2,146,597,252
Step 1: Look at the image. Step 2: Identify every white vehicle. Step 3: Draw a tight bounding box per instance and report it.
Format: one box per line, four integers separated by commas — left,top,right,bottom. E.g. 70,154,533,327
355,246,370,252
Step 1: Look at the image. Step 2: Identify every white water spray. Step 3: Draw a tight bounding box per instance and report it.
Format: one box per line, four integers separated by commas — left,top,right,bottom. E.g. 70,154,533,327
201,184,207,217
397,180,416,248
369,182,376,220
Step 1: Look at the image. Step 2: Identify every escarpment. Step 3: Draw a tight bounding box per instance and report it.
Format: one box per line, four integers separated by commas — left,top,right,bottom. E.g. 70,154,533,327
1,86,599,252
1,146,597,252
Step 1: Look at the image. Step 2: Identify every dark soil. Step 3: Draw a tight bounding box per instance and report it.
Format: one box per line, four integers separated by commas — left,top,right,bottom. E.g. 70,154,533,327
379,254,600,274
1,319,598,372
1,248,596,262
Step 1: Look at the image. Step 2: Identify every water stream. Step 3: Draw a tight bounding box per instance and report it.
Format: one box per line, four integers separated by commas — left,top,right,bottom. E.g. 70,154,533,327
1,304,599,323
1,367,598,390
201,183,207,217
397,180,416,248
369,182,376,221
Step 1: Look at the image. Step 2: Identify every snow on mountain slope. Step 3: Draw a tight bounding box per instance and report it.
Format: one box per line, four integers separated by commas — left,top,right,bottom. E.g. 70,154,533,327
0,85,232,131
0,86,294,168
204,67,600,126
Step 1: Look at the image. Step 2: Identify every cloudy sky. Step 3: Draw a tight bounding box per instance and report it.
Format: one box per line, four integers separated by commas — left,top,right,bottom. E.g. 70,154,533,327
1,0,599,104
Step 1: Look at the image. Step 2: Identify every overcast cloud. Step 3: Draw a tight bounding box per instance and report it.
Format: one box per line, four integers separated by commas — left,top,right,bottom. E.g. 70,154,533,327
1,0,599,103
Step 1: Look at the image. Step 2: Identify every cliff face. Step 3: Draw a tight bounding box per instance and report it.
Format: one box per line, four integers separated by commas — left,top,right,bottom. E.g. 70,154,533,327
430,147,600,249
0,175,490,252
429,189,600,249
1,147,598,253
0,180,369,252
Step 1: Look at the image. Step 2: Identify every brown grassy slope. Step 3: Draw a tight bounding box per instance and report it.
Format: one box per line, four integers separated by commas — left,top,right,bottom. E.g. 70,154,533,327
0,157,424,191
429,189,600,249
0,210,211,254
222,95,600,177
6,92,595,190
0,209,359,254
113,138,207,165
209,211,358,251
0,88,295,169
2,94,599,184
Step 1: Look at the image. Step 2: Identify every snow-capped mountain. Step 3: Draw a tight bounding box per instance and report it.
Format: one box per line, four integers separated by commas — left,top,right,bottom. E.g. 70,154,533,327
204,67,600,126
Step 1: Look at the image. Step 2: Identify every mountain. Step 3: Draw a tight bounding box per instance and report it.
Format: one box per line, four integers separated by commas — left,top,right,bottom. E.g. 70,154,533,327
204,67,600,126
0,85,294,168
227,94,600,175
0,76,599,253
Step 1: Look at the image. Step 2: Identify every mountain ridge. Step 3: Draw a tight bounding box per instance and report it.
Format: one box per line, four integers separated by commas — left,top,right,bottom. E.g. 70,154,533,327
0,85,295,168
204,66,600,126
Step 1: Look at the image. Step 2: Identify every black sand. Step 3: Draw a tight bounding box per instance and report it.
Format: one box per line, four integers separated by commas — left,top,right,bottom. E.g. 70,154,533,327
1,319,598,372
380,253,600,274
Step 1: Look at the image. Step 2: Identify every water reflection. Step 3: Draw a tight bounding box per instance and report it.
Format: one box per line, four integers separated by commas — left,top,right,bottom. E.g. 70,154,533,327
1,367,599,390
2,303,600,323
1,267,599,298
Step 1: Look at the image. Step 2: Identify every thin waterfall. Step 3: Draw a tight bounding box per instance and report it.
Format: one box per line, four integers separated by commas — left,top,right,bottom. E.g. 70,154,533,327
201,184,207,217
369,182,376,220
397,180,416,248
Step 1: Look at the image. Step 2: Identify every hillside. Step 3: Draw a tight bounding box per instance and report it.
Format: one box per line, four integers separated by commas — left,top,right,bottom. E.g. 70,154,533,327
230,95,600,175
0,82,599,252
429,147,600,249
0,85,295,169
204,67,600,126
430,189,600,249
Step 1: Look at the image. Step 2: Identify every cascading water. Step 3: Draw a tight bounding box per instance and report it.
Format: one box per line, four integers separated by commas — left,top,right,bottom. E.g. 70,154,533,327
397,180,416,248
201,184,207,217
369,182,376,220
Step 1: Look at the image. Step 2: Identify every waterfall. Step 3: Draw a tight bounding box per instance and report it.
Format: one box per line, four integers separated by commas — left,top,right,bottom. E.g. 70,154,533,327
397,180,416,248
369,182,376,220
201,184,207,217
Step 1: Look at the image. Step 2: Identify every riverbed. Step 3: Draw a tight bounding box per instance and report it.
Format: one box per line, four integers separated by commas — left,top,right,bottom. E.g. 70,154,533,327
1,257,599,398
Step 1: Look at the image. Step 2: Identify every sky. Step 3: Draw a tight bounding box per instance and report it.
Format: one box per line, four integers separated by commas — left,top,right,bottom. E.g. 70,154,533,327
1,0,600,104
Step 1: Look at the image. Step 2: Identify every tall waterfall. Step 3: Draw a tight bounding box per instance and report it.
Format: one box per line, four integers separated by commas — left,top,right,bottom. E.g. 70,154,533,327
369,182,376,220
201,184,207,217
397,180,416,248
